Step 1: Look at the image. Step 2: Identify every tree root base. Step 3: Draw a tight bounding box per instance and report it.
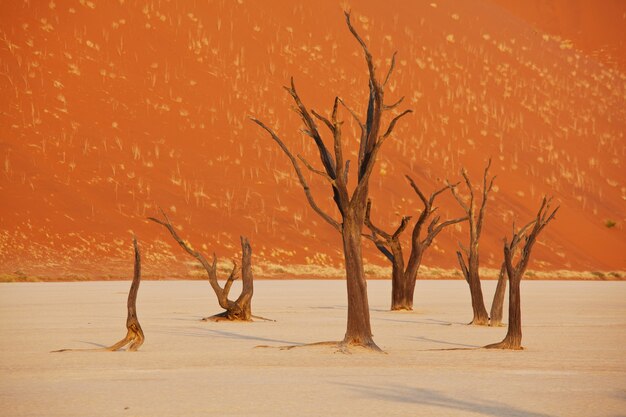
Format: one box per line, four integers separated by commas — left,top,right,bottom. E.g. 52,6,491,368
52,329,144,353
390,306,413,312
484,342,524,350
201,311,275,322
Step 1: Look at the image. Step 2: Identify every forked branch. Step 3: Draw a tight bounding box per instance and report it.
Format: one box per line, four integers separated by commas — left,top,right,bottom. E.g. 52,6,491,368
149,210,257,321
249,118,341,231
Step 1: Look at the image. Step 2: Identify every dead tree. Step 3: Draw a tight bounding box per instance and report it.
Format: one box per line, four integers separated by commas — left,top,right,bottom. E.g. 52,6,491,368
54,237,145,352
485,197,558,350
148,210,254,322
489,220,535,326
251,11,411,351
365,175,467,311
448,159,495,325
106,237,145,350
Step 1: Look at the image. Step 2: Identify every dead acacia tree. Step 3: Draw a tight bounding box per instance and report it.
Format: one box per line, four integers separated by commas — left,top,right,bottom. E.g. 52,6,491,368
486,197,558,349
448,159,495,325
365,175,467,311
489,218,536,326
251,11,411,351
148,210,255,322
54,237,145,352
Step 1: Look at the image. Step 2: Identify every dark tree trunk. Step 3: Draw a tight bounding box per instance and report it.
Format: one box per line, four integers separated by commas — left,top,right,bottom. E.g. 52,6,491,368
398,251,423,311
390,240,412,311
467,256,489,325
486,270,522,349
341,216,377,348
228,236,254,321
489,263,507,327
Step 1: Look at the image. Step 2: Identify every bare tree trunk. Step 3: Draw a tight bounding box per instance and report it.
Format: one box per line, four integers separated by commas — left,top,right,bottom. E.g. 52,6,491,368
489,263,507,326
487,273,522,349
390,264,408,311
232,236,254,321
399,252,422,311
467,257,489,325
106,237,144,351
341,217,377,348
390,240,411,311
54,237,144,352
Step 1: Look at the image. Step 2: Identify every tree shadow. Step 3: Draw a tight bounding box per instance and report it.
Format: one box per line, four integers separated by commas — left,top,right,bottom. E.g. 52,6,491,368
308,305,346,311
375,316,460,326
153,327,299,345
337,383,554,417
410,336,480,349
76,341,108,348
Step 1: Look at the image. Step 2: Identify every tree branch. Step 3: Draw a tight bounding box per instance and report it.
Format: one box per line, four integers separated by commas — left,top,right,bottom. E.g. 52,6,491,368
383,51,398,87
298,154,336,185
250,118,341,232
364,199,392,240
380,109,413,140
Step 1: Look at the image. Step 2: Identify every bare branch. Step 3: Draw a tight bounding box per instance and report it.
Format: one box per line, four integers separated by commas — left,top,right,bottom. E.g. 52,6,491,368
285,78,337,179
431,182,457,205
364,199,392,240
424,216,468,247
298,154,336,185
311,109,335,134
476,158,495,237
250,118,341,232
344,10,376,85
383,51,398,86
405,175,429,207
393,216,413,239
222,261,240,300
148,209,234,310
380,109,413,140
342,160,350,185
458,241,469,256
447,178,470,213
457,251,470,283
505,196,560,277
384,96,405,111
338,98,365,131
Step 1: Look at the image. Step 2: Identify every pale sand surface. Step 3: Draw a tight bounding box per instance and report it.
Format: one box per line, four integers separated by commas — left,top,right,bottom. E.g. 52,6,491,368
0,280,624,417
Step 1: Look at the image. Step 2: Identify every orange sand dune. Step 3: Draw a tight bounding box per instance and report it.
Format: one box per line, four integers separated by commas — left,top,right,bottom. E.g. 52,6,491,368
0,0,624,279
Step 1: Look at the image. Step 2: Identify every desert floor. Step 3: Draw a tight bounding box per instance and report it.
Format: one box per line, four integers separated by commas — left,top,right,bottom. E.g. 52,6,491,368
0,280,624,417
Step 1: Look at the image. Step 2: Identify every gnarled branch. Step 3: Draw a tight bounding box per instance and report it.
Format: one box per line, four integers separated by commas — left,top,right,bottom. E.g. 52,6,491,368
249,118,341,232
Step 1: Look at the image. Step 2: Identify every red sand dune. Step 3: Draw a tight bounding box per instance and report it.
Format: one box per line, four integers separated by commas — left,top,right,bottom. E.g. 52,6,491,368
0,0,624,279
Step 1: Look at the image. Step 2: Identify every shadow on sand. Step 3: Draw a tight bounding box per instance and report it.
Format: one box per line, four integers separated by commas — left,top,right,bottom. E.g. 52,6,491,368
337,383,554,417
153,327,299,346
